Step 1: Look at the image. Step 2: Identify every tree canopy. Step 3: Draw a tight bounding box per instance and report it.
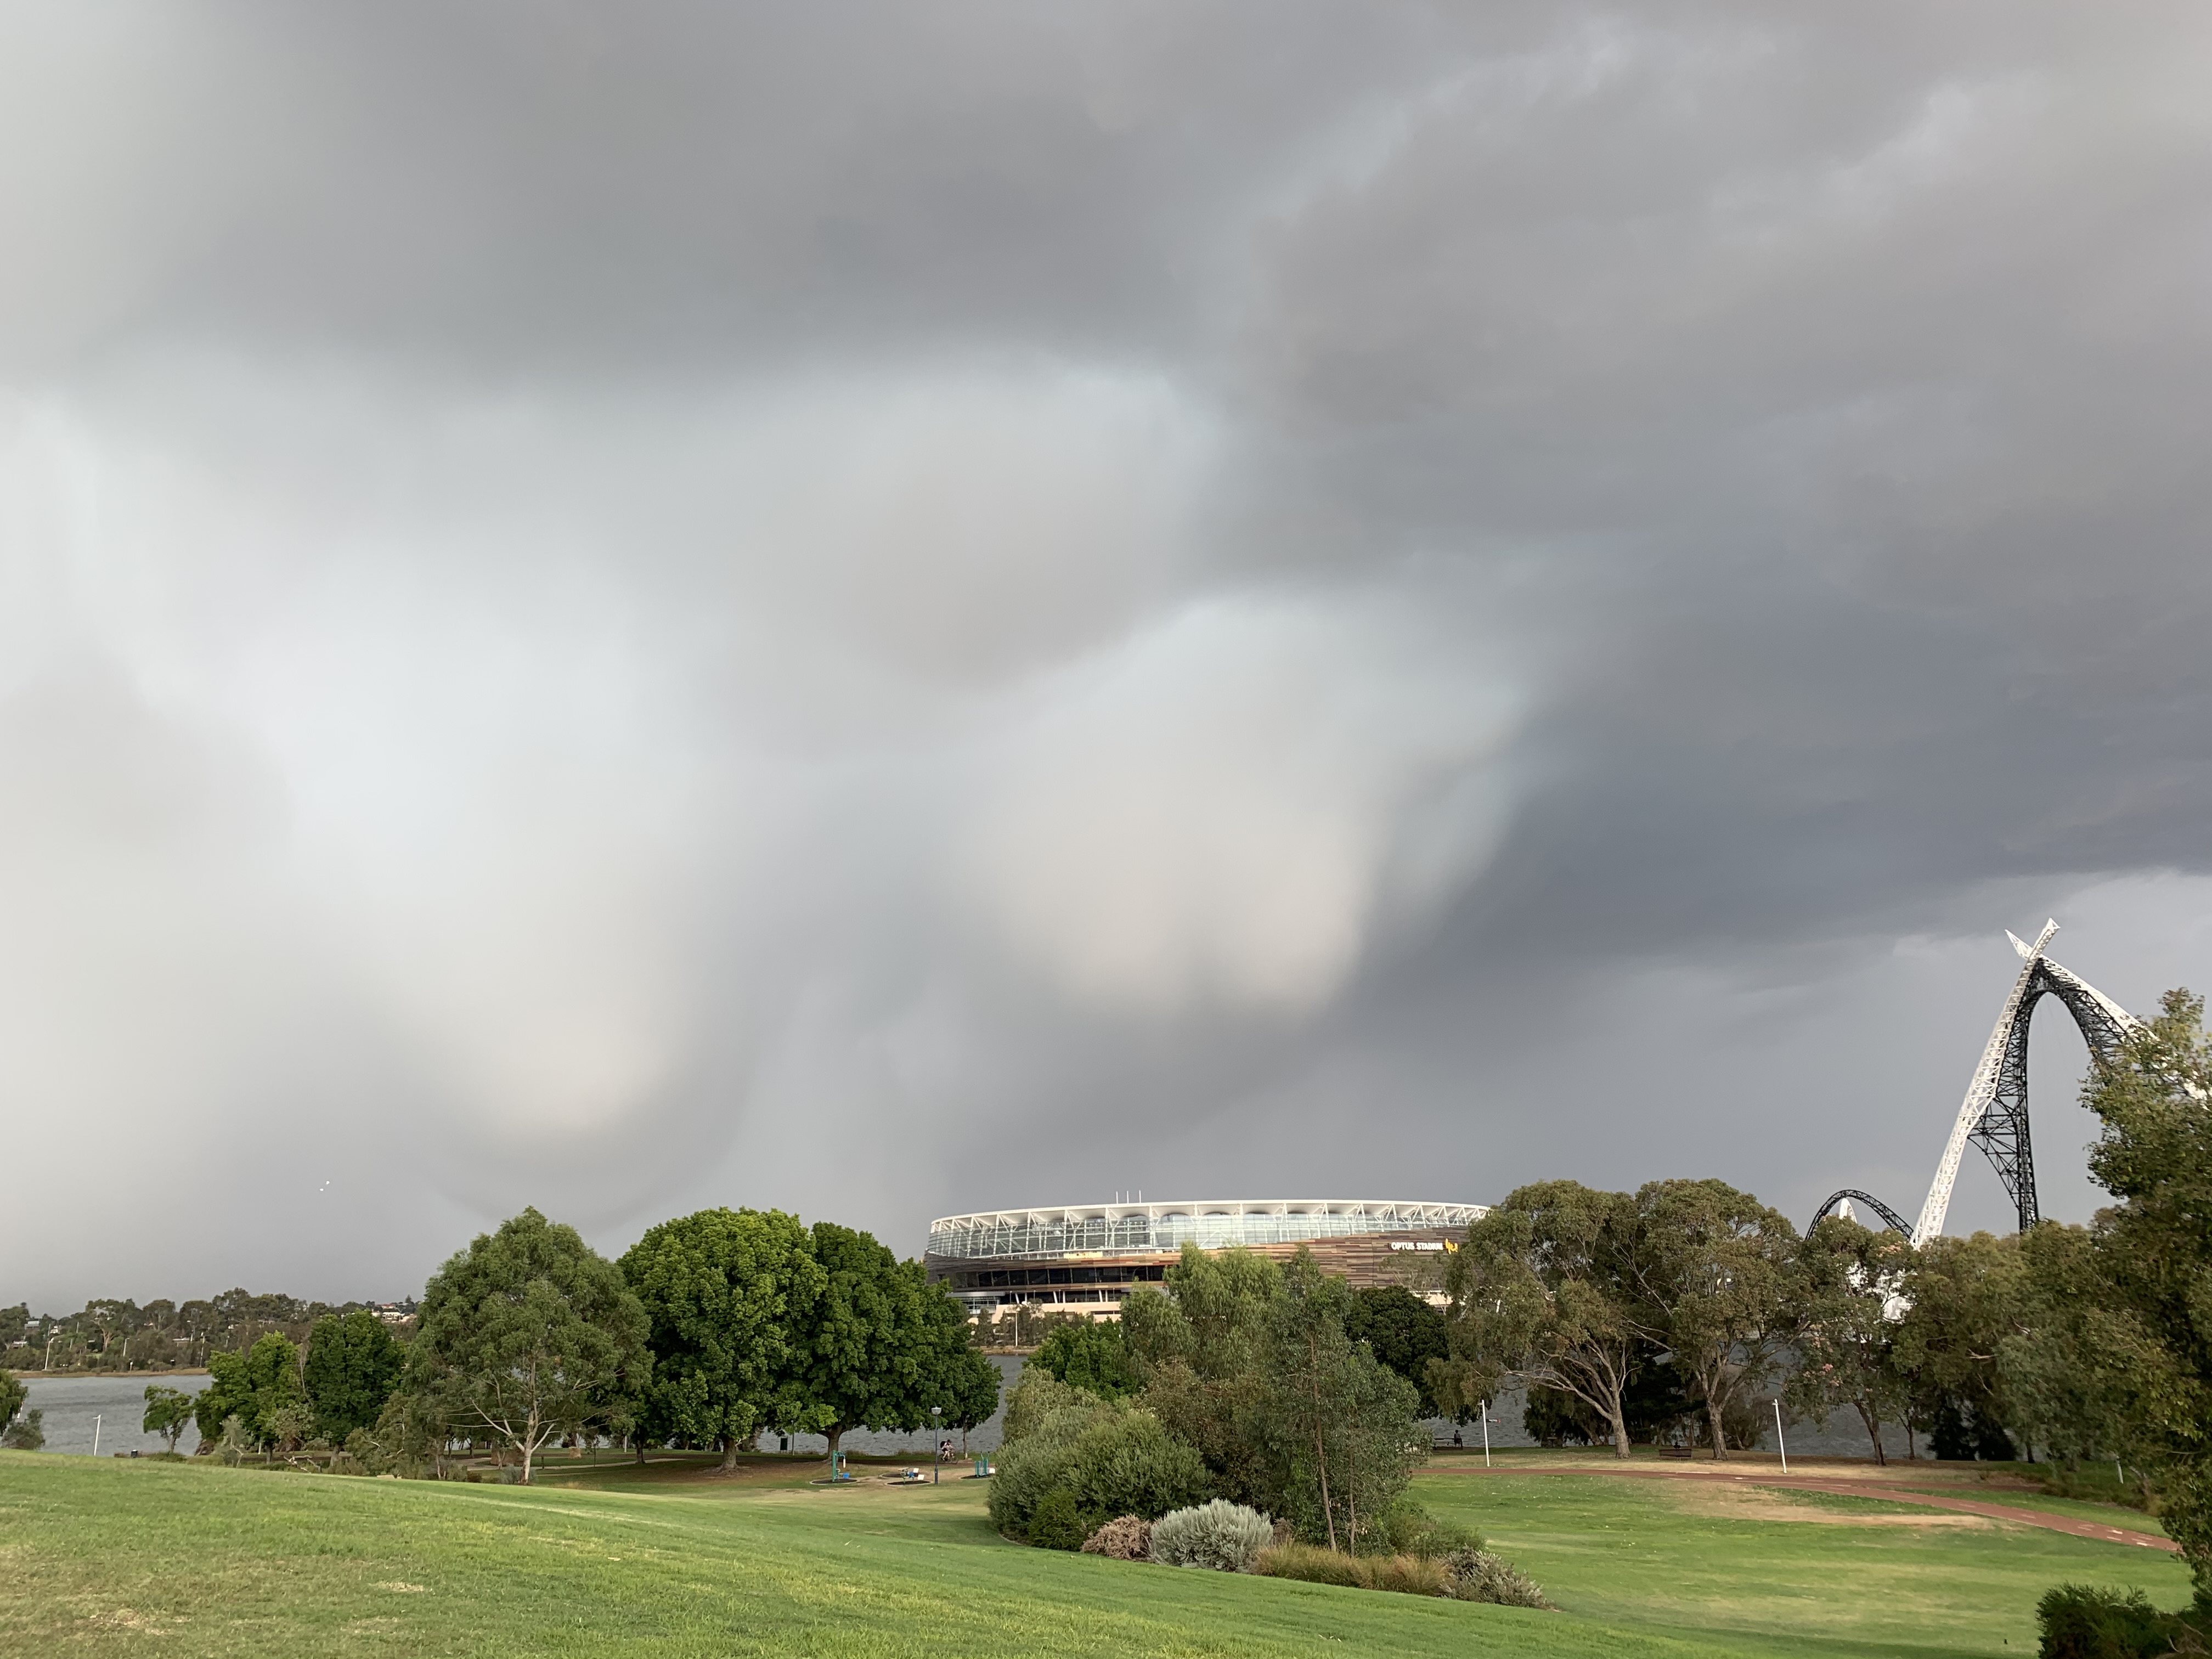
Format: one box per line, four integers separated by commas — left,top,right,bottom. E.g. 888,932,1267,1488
619,1207,825,1468
788,1222,963,1466
1439,1181,1656,1458
405,1207,650,1483
194,1332,305,1450
1634,1178,1801,1460
1028,1318,1140,1401
2044,989,2212,1609
303,1311,408,1442
1344,1285,1450,1418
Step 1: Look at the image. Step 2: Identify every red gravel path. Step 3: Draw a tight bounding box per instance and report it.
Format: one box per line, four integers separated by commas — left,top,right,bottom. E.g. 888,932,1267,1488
1428,1464,2178,1553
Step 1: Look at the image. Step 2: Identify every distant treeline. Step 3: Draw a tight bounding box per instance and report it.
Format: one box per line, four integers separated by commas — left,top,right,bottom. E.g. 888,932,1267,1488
2,1290,416,1374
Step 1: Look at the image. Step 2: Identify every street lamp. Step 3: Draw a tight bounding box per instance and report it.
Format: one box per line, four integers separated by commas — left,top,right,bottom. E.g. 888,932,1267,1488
932,1406,943,1485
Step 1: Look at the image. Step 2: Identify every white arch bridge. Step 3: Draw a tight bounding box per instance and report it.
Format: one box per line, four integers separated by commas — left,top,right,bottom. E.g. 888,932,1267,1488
1810,920,2147,1246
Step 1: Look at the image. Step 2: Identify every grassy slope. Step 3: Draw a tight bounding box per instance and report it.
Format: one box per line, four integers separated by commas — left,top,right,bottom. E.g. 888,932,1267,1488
1417,1471,2188,1658
0,1451,2191,1659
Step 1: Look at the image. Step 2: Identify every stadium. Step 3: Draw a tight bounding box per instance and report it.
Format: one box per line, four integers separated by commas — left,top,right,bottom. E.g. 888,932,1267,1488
924,1198,1487,1321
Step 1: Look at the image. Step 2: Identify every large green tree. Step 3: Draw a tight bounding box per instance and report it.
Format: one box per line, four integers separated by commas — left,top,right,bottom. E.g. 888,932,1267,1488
1121,1245,1280,1508
790,1222,947,1468
1787,1214,1911,1465
619,1207,824,1470
193,1333,305,1449
1255,1250,1425,1550
1345,1285,1450,1419
1635,1179,1801,1459
1999,1222,2136,1468
1436,1181,1656,1458
1028,1319,1139,1401
1893,1230,2023,1460
405,1207,650,1483
303,1311,408,1442
2041,989,2212,1607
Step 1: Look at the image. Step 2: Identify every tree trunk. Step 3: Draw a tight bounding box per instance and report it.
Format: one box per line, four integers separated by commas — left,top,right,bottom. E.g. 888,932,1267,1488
1854,1401,1887,1466
719,1435,740,1472
1705,1395,1731,1461
1607,1393,1632,1459
825,1423,844,1475
1307,1329,1336,1551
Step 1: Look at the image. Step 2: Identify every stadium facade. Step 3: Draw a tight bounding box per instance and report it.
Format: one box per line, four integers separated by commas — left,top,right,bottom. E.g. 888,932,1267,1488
925,1198,1487,1321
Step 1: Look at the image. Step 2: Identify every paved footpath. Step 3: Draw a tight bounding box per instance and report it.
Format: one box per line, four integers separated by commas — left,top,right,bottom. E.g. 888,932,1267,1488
1429,1463,2179,1553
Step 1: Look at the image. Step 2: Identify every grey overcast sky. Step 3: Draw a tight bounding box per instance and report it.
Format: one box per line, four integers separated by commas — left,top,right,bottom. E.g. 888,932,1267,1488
5,2,2211,1308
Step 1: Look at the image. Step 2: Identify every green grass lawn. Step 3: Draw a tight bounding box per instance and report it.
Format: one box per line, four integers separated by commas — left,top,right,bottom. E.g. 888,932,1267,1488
0,1449,2192,1658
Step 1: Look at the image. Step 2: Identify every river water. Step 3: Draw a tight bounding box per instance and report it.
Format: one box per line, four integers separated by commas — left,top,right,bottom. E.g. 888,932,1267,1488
10,1358,1910,1463
16,1374,211,1457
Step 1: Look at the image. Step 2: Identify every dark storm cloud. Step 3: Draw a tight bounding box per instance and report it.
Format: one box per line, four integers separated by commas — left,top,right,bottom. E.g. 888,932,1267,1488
4,1,2210,1304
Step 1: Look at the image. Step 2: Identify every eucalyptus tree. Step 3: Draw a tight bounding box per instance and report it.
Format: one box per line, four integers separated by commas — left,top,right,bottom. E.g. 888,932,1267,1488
1121,1245,1280,1507
1437,1181,1657,1458
1634,1179,1801,1458
1257,1250,1424,1551
1787,1214,1912,1465
2057,989,2212,1608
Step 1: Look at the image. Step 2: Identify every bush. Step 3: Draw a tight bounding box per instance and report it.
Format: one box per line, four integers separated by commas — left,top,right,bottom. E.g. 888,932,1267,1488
1027,1488,1088,1551
1063,1412,1210,1525
215,1414,251,1466
2037,1584,2204,1658
989,1397,1208,1543
1150,1500,1275,1572
1257,1541,1364,1587
1364,1553,1452,1596
1373,1498,1484,1559
1081,1515,1152,1560
1,1408,43,1452
1257,1542,1452,1595
1000,1371,1099,1446
987,1391,1111,1538
1030,1323,1141,1401
1441,1548,1557,1610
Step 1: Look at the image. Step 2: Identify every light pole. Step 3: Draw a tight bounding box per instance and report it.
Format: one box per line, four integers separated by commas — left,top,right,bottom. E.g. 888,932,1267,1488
932,1406,943,1485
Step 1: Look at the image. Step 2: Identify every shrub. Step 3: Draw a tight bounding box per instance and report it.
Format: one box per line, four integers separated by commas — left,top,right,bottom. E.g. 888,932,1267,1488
1150,1500,1275,1572
1027,1488,1088,1551
1363,1553,1451,1596
989,1397,1208,1543
2036,1584,2204,1658
1030,1322,1141,1401
1,1408,43,1452
988,1391,1110,1537
1257,1541,1364,1587
1373,1498,1484,1559
215,1414,251,1466
1256,1542,1449,1595
1001,1371,1099,1446
1081,1515,1152,1560
1063,1412,1210,1524
1441,1548,1557,1610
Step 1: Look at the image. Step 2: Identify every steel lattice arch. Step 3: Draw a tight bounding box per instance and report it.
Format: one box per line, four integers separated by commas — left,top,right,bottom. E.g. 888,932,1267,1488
1818,921,2149,1245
